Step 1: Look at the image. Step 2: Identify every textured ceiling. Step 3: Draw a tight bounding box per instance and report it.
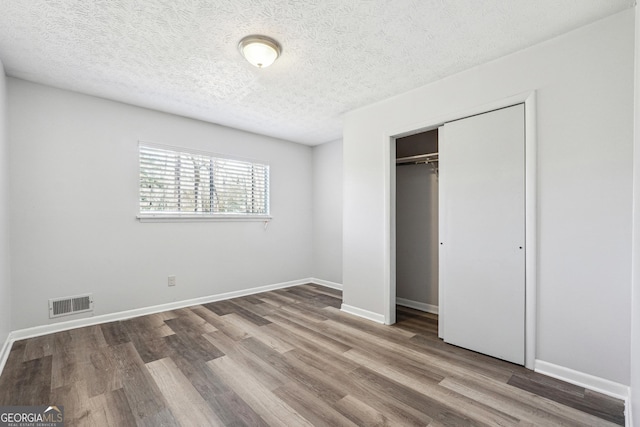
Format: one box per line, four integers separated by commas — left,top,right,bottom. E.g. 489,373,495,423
0,1,634,145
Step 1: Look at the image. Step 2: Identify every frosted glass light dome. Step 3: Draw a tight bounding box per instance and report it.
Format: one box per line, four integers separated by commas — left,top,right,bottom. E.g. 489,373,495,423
239,35,281,68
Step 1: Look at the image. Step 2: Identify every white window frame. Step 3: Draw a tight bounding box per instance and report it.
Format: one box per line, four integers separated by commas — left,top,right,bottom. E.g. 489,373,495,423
137,142,271,222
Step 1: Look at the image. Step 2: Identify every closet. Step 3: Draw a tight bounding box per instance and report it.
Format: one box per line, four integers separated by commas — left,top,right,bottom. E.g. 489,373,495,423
395,129,439,314
395,103,526,366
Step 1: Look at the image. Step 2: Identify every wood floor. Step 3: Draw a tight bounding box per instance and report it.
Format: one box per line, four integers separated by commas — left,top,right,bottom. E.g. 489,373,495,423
0,284,625,426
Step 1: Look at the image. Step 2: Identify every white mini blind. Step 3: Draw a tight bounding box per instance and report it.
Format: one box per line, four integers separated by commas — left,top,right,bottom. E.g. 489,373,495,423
139,144,269,217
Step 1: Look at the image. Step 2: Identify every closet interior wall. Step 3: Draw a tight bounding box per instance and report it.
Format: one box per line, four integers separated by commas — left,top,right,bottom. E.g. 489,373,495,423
395,129,439,313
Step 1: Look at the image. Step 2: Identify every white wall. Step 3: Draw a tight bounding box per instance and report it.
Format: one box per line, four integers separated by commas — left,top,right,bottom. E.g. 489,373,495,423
0,61,11,344
396,164,438,307
8,78,313,330
630,4,640,423
312,139,342,284
343,9,634,385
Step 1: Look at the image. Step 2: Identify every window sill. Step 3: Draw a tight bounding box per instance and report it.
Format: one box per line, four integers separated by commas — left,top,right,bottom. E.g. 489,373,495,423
137,214,272,223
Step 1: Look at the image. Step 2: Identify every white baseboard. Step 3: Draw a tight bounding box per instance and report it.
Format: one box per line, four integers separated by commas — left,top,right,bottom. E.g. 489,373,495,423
534,360,630,401
396,297,438,314
0,277,319,376
309,278,343,291
340,303,385,324
626,388,632,427
0,331,15,380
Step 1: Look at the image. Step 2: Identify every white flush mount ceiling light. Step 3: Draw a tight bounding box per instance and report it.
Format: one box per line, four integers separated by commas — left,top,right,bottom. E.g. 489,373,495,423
238,35,281,68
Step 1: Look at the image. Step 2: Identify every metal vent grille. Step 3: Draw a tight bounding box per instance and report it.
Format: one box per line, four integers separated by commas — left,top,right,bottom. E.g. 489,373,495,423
49,294,94,318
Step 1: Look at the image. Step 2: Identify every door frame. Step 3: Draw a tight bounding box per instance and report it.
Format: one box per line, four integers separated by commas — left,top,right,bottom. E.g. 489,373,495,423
384,91,537,369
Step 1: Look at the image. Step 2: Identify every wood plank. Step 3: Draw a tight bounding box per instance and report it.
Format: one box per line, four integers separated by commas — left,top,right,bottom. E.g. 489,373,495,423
410,332,528,380
164,328,224,363
121,315,172,342
190,305,250,341
507,373,624,425
207,355,315,427
265,311,352,354
169,354,268,427
263,319,358,374
51,325,110,391
202,331,288,391
240,337,347,403
22,334,54,362
327,363,435,425
110,342,169,424
439,376,620,426
283,287,321,301
203,299,271,325
70,324,108,350
7,338,26,358
299,283,342,297
260,295,330,323
12,356,53,406
311,293,342,309
203,300,238,316
213,390,270,427
144,312,178,337
243,294,269,304
230,296,275,317
222,313,294,353
0,341,27,405
86,388,137,427
350,366,479,426
273,381,359,427
51,332,82,389
314,318,452,380
146,357,224,426
166,308,218,336
323,305,417,339
583,390,626,427
86,345,122,398
122,328,171,364
100,321,130,346
135,408,179,427
225,300,273,326
320,317,514,384
343,349,519,426
333,394,392,427
121,316,174,363
50,380,90,426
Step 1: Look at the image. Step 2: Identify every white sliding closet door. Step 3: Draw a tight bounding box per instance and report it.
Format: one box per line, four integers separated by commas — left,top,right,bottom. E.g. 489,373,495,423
440,104,525,365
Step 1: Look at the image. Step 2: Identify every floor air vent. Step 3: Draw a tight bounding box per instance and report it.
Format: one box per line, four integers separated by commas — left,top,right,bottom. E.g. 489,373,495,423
49,294,94,318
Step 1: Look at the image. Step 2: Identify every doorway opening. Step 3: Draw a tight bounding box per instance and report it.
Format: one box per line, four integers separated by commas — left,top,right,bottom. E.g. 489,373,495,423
395,129,439,326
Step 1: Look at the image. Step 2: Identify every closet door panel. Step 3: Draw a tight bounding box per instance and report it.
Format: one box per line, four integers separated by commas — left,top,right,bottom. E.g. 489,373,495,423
440,104,525,365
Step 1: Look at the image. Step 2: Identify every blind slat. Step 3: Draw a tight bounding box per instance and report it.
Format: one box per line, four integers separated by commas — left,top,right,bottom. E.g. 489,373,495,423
139,144,269,215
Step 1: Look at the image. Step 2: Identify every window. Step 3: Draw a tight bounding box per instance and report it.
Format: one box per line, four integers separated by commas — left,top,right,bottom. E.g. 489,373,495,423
139,143,269,220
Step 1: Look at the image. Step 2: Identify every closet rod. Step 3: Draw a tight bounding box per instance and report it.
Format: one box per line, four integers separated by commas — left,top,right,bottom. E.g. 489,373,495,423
396,153,438,165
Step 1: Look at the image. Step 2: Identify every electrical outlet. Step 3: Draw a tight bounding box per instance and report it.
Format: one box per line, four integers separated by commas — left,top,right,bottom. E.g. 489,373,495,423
168,275,176,287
